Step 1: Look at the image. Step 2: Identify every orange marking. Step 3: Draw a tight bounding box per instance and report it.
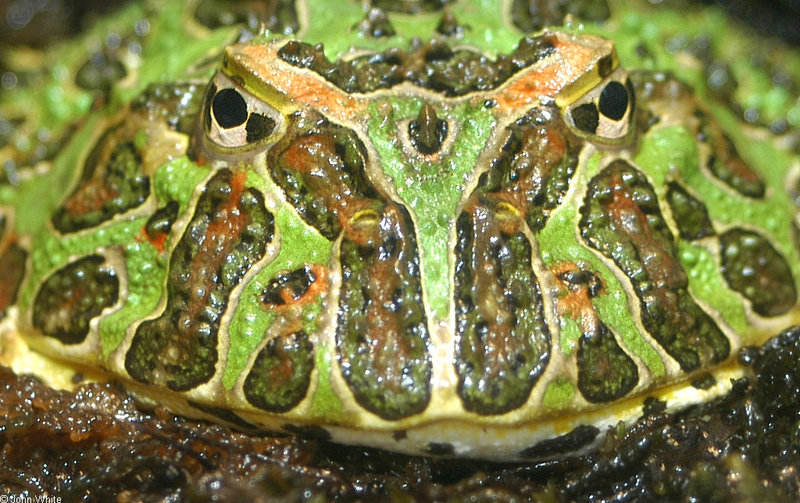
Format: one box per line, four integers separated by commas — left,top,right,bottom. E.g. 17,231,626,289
282,132,371,232
460,198,519,370
496,37,600,111
722,152,761,183
490,125,569,223
182,170,250,331
299,265,328,304
265,264,329,312
545,127,567,158
229,33,610,121
345,204,417,388
496,66,567,109
62,181,119,217
265,327,303,387
605,173,684,314
269,349,295,384
551,262,605,337
138,227,168,253
226,44,366,120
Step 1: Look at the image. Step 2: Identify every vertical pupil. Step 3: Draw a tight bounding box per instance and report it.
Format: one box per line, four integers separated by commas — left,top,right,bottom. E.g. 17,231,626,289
212,88,248,128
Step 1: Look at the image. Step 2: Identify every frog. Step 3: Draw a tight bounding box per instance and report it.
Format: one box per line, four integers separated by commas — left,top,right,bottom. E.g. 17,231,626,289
0,0,799,461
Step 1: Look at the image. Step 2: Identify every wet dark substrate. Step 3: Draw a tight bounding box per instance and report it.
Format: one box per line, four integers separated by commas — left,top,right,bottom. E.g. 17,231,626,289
2,327,800,502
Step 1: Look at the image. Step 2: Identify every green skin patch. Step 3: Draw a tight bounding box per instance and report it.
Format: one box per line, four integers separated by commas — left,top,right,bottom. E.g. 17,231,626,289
543,377,576,411
300,2,525,60
538,152,667,380
224,205,331,391
367,98,494,320
633,125,798,338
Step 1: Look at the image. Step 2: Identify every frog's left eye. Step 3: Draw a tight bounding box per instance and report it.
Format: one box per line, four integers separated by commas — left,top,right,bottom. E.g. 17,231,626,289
563,69,635,145
203,72,284,150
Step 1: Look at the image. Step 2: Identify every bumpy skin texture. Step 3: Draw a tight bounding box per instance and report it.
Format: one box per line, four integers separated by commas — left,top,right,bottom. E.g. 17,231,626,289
453,107,582,415
1,0,799,460
579,160,731,372
32,255,119,345
268,114,432,419
51,122,151,233
125,168,275,391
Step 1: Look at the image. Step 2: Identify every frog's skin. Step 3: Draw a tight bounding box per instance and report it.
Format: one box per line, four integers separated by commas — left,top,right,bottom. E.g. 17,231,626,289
1,0,799,460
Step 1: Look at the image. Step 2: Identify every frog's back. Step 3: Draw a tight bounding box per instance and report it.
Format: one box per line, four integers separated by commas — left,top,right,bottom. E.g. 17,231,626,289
1,0,800,460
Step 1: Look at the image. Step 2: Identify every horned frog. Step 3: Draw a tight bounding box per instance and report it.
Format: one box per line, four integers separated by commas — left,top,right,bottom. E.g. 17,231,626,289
1,0,799,460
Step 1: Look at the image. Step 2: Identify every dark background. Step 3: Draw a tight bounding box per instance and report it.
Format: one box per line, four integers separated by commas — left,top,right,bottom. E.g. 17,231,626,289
0,0,799,47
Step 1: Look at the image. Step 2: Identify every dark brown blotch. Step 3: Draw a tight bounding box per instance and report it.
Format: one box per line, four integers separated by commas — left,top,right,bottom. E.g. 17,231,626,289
355,7,395,38
436,11,465,37
244,331,314,413
665,181,715,241
52,124,150,234
720,228,797,317
425,442,455,456
245,113,276,143
577,325,638,403
579,160,730,372
571,103,599,134
125,169,273,391
188,400,255,430
32,255,119,345
0,231,27,318
453,203,551,415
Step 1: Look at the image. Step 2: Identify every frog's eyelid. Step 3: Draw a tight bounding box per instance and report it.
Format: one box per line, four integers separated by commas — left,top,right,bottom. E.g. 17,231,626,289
204,72,283,149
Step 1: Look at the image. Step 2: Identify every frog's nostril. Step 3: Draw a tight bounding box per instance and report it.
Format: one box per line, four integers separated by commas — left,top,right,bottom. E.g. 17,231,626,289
408,104,448,155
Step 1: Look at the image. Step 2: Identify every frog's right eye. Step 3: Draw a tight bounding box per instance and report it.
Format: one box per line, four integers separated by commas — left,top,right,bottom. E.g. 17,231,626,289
562,67,635,146
203,72,283,150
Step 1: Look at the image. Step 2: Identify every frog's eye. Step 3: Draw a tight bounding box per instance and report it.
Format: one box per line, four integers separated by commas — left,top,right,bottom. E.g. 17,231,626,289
563,69,635,145
203,72,283,150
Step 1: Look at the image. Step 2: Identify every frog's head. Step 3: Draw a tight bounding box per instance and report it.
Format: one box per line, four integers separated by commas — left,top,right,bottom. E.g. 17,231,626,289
182,30,648,427
193,30,636,163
